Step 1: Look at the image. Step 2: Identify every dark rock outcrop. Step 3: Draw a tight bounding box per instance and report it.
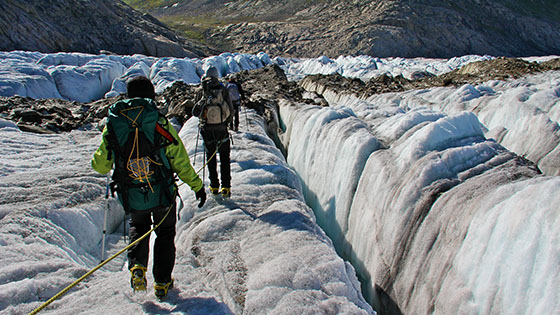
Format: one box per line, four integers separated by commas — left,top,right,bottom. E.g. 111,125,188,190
302,57,560,97
0,95,120,133
0,0,216,57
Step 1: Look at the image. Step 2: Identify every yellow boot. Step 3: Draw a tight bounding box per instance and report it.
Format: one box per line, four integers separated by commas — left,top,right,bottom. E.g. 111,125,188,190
221,187,231,198
130,264,147,292
154,278,174,300
209,186,220,195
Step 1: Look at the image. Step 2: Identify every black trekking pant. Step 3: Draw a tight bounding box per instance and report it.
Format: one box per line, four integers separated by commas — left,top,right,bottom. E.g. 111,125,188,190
201,125,231,189
128,204,176,284
229,100,240,131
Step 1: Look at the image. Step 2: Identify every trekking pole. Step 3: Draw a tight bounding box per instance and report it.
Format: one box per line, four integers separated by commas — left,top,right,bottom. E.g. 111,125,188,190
202,146,206,184
193,126,200,166
123,213,127,242
244,103,249,131
100,173,110,263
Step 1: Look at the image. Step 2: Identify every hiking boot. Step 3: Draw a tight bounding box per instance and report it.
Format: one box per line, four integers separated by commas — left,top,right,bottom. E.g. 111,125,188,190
209,186,220,195
130,264,147,292
154,279,174,300
221,187,231,198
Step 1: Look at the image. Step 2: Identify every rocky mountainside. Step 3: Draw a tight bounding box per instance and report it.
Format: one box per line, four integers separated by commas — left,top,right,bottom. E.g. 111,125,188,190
0,0,216,57
130,0,560,58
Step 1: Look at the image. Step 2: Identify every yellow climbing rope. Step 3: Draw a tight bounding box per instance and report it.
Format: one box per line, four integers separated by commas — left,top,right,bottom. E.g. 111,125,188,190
29,190,176,315
29,131,223,315
126,127,162,193
120,106,161,193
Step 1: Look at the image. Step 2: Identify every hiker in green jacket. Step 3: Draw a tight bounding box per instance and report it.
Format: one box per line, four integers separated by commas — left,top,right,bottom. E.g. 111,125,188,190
92,76,206,299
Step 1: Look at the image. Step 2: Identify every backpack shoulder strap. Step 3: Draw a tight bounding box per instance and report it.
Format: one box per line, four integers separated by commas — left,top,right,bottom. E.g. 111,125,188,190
155,119,178,146
104,121,122,162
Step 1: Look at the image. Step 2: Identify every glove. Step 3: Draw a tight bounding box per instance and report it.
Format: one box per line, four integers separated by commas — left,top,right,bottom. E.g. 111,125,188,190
195,187,206,208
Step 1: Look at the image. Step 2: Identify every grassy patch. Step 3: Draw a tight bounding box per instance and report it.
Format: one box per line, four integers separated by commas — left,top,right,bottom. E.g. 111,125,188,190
159,14,258,42
121,0,260,44
121,0,172,11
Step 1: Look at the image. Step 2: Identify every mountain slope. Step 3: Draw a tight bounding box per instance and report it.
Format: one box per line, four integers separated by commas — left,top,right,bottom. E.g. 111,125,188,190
0,0,216,57
129,0,560,58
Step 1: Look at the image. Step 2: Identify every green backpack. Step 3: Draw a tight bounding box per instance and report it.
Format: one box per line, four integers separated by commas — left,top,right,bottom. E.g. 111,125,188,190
105,98,177,213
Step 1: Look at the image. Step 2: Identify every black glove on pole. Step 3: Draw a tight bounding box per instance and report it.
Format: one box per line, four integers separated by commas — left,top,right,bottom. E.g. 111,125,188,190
195,187,206,208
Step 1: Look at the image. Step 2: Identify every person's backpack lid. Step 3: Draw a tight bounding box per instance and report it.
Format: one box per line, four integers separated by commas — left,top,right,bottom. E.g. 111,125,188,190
202,76,222,95
204,66,219,79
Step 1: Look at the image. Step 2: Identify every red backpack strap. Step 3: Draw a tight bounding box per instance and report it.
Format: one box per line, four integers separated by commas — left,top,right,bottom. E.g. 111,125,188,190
155,122,178,145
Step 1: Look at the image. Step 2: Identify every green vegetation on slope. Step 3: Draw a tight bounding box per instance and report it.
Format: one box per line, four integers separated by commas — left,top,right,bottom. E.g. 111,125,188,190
122,0,258,43
121,0,172,11
159,14,257,43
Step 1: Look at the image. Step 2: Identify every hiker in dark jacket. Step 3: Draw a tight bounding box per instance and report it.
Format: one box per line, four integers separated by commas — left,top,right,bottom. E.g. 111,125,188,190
192,66,234,197
92,76,206,299
226,75,245,131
